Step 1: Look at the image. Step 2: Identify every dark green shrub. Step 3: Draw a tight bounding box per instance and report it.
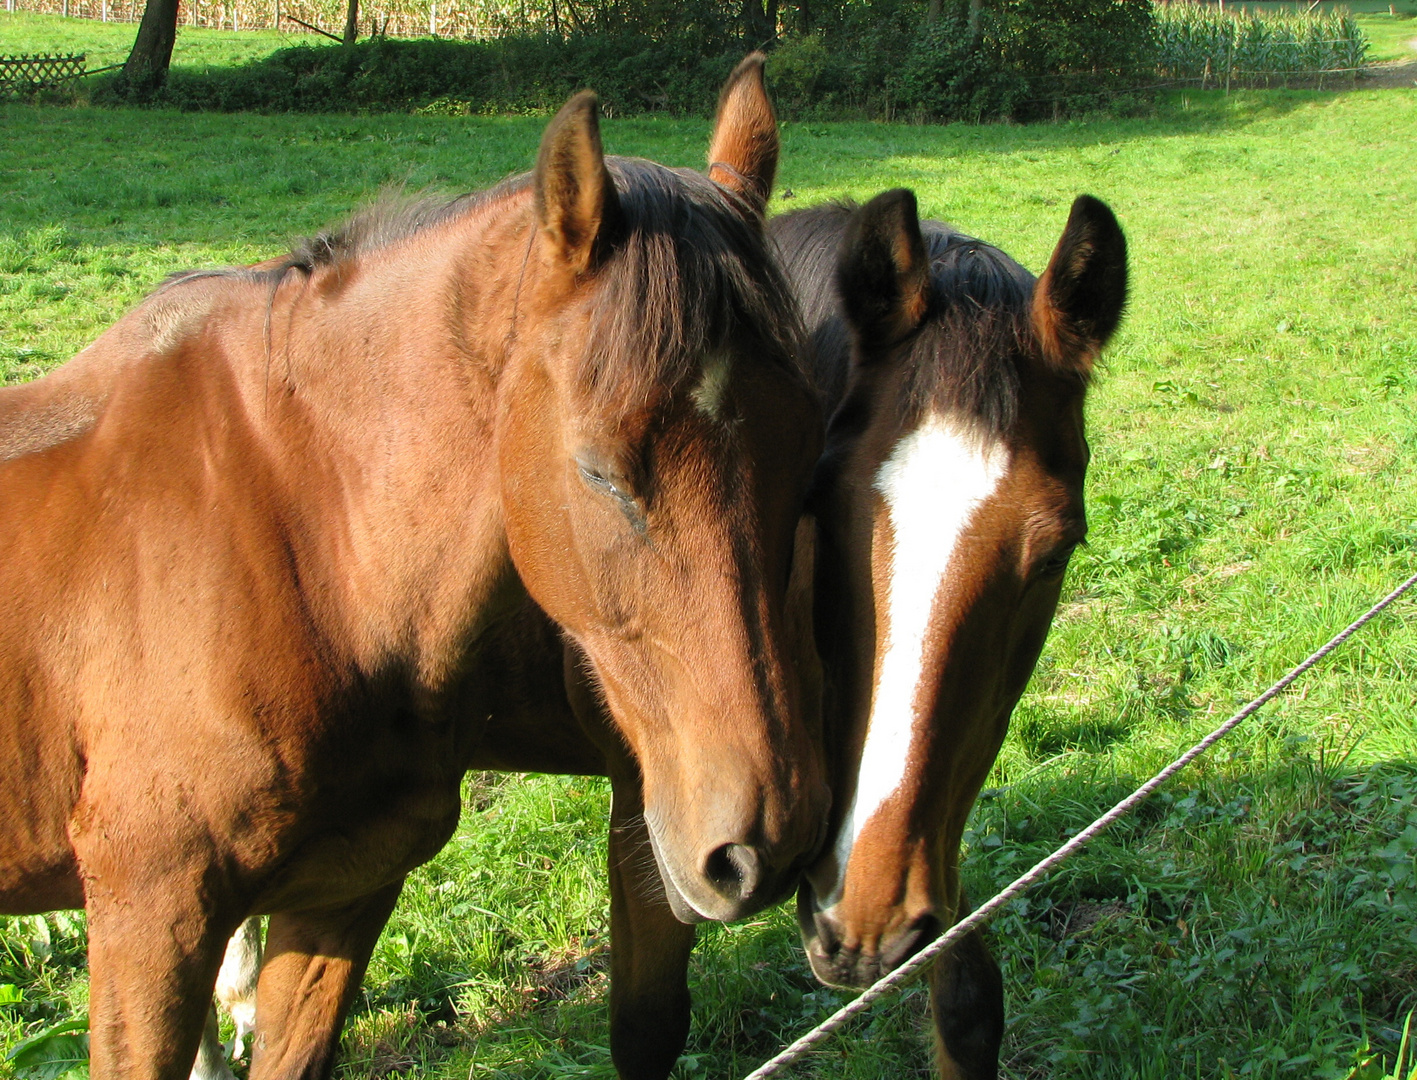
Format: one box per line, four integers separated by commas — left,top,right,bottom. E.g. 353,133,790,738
95,33,747,115
91,0,1162,121
770,0,1158,122
988,0,1159,118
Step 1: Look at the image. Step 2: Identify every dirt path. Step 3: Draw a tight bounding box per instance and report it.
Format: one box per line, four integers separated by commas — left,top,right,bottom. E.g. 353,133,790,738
1363,35,1417,88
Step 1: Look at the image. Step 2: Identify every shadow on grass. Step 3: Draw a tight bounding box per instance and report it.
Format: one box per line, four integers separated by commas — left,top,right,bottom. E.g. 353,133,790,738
0,81,1385,256
311,755,1417,1080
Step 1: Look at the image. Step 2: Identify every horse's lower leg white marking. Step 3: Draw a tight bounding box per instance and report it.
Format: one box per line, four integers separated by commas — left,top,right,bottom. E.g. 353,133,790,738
215,916,263,1058
189,1006,238,1080
188,916,264,1080
819,414,1007,910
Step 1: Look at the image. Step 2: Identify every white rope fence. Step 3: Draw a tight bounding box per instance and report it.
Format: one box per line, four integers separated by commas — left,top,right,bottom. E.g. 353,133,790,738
741,568,1417,1080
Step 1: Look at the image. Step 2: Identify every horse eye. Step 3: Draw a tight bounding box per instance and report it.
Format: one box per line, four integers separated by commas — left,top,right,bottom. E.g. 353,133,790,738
578,462,621,497
576,455,646,534
1040,545,1077,578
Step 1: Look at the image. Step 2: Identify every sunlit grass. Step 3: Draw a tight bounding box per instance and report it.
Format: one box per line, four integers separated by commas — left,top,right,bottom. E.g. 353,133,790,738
0,9,303,71
2,83,1416,1079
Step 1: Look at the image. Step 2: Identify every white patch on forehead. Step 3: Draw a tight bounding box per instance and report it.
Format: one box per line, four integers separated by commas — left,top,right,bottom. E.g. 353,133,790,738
691,352,733,419
818,413,1008,909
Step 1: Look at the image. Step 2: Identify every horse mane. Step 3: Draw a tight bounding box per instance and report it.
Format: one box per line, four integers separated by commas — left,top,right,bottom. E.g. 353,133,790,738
772,202,1033,436
280,183,514,275
578,158,807,410
153,162,805,413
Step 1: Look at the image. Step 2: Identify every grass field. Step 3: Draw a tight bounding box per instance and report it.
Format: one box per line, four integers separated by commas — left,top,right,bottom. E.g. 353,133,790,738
0,10,299,72
2,49,1416,1080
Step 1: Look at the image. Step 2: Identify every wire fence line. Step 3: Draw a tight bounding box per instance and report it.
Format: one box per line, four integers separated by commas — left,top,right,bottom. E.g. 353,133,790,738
740,568,1417,1080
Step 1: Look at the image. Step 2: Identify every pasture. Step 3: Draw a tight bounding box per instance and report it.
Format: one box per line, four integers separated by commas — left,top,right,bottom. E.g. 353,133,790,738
2,47,1416,1079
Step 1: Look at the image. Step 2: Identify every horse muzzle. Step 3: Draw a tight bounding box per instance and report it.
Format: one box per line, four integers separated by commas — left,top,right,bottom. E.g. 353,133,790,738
796,885,940,989
646,817,819,925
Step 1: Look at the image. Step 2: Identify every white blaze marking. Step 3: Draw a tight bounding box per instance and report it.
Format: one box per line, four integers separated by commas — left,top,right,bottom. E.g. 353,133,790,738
819,414,1007,909
692,353,733,419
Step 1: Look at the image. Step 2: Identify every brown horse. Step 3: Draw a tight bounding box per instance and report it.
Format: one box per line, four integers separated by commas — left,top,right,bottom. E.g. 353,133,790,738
461,187,1125,1080
550,191,1126,1080
0,58,830,1080
773,189,1128,1078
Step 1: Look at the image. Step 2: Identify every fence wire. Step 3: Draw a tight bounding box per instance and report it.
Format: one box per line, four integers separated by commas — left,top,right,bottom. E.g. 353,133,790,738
741,568,1417,1080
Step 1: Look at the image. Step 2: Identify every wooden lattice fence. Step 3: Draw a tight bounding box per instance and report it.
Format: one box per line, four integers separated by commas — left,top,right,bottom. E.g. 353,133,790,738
0,53,86,96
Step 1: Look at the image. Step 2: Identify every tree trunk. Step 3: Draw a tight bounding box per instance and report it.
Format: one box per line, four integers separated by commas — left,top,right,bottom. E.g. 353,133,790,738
342,0,357,44
121,0,180,94
796,0,811,34
741,0,776,45
927,0,942,19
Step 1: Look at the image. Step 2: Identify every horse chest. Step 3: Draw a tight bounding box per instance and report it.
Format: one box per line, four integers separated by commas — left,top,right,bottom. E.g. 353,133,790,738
254,722,467,912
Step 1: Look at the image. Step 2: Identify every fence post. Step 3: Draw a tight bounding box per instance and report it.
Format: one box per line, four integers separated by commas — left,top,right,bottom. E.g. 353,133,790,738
429,0,436,35
272,0,278,28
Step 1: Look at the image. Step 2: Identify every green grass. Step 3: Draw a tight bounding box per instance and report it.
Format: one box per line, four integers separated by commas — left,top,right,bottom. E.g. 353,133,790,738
0,10,300,73
2,84,1417,1080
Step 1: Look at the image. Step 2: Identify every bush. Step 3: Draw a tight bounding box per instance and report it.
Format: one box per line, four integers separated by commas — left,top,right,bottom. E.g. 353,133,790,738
93,32,748,115
768,0,1157,122
88,0,1365,122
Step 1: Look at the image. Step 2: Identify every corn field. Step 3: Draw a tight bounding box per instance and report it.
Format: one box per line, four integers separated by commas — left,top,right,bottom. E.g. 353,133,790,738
1,0,552,39
1155,3,1368,87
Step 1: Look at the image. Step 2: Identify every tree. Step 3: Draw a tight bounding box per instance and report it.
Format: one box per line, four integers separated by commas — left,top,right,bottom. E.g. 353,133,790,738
121,0,180,94
741,0,778,45
342,0,358,44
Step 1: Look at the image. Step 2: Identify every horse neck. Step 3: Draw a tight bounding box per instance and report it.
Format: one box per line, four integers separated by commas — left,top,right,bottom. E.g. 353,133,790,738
257,199,533,690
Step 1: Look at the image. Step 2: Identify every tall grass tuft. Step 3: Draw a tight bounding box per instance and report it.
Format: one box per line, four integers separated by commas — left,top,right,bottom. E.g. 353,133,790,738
1156,3,1369,88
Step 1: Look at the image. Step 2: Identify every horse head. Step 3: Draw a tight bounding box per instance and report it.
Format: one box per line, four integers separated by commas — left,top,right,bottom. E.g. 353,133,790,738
498,59,829,923
799,190,1127,986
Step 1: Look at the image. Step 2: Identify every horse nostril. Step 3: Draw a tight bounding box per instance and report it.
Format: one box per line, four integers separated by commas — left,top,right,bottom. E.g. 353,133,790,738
812,911,841,958
703,843,764,902
880,912,941,972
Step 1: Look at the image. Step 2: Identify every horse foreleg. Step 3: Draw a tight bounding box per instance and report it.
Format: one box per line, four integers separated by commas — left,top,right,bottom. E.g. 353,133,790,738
607,781,697,1080
248,881,404,1080
83,877,234,1080
927,893,1003,1080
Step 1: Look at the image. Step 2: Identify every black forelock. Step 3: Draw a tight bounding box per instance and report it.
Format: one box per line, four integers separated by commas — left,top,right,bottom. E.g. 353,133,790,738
898,223,1034,434
771,203,1032,436
274,159,806,409
575,157,807,411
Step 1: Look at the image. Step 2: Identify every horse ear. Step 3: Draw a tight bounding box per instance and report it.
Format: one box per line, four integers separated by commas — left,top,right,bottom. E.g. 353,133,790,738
707,53,778,216
535,90,622,275
1031,195,1128,376
835,188,932,351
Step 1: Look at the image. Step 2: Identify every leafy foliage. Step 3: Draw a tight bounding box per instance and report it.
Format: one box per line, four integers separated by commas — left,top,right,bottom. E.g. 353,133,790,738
5,1018,89,1080
115,0,1161,121
92,32,749,114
